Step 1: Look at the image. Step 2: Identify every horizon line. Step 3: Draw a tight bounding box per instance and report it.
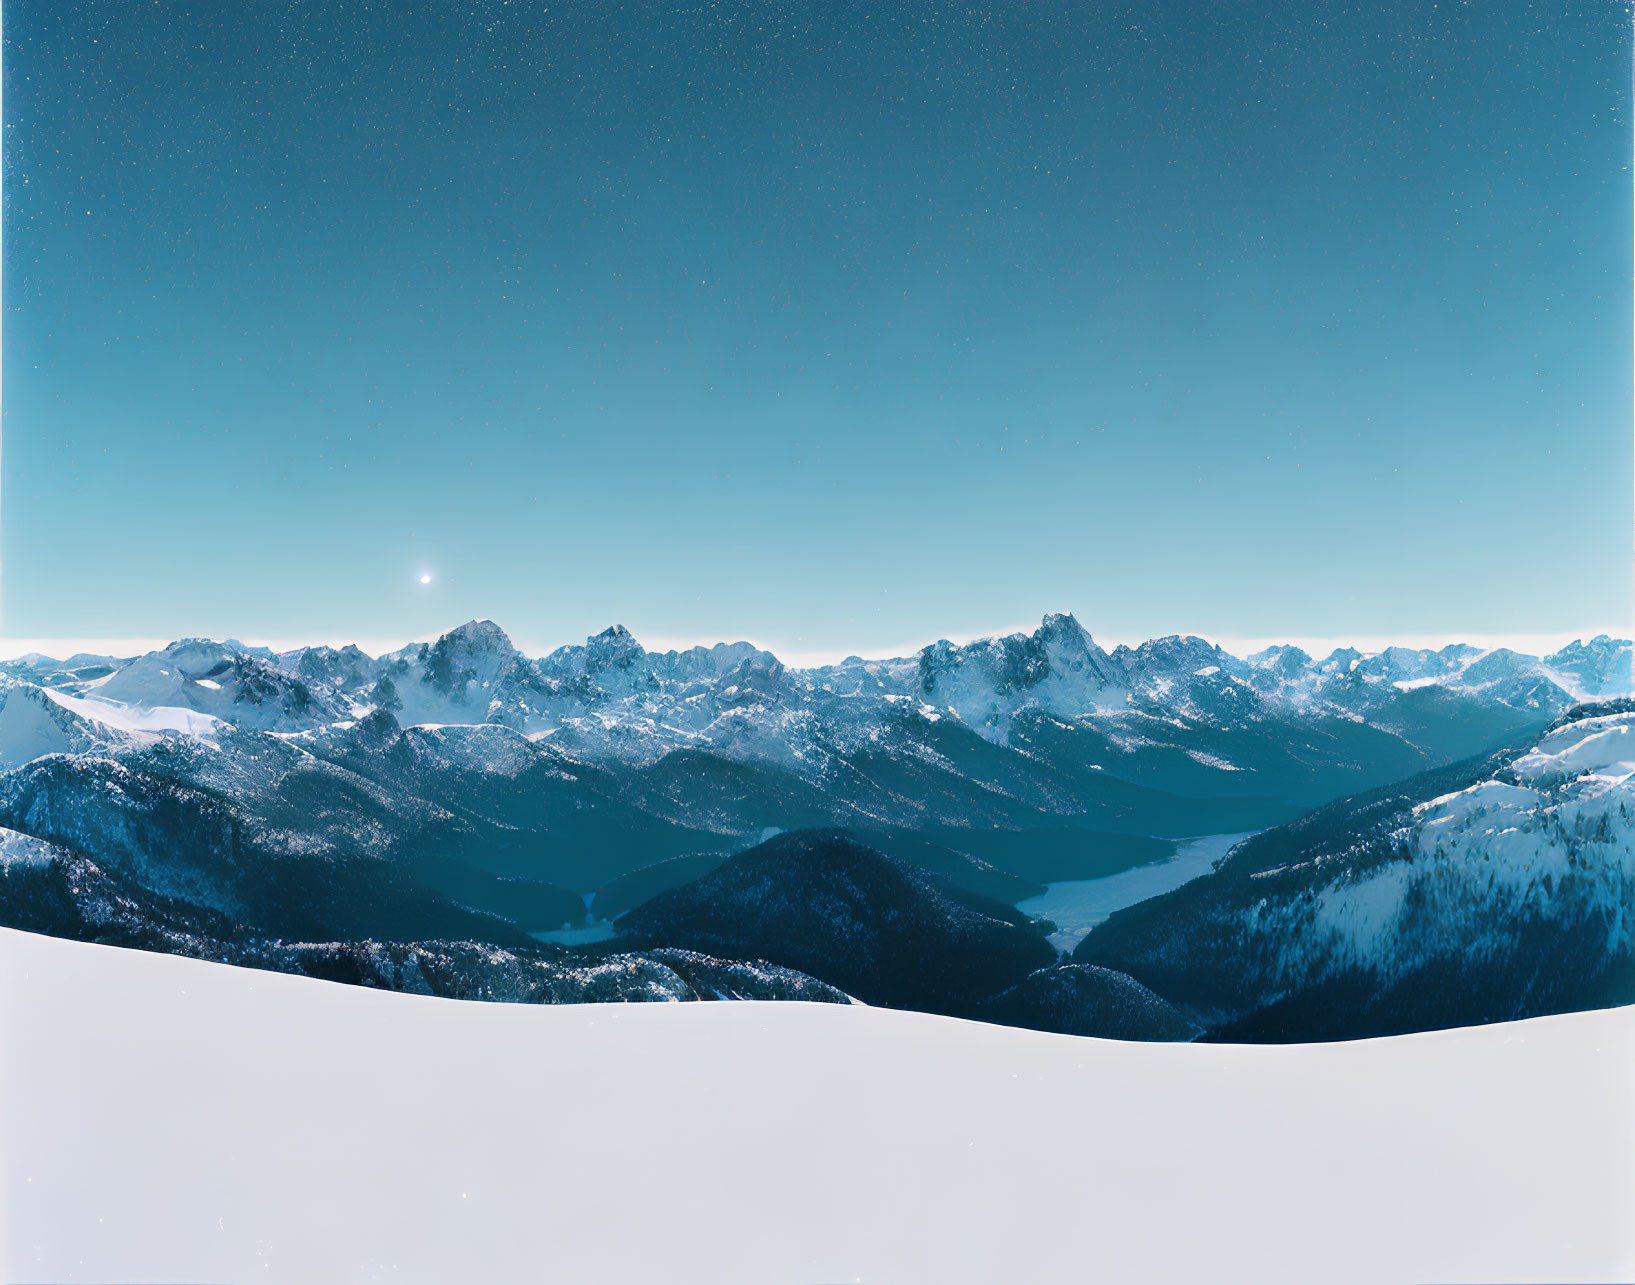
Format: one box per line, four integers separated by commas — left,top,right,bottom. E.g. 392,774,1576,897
0,620,1627,669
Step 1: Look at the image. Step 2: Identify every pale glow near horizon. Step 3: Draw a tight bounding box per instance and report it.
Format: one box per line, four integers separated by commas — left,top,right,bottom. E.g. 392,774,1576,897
0,622,1625,668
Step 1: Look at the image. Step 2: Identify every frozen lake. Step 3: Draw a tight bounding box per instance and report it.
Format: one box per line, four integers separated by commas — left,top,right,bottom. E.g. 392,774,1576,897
1018,831,1258,951
531,922,620,946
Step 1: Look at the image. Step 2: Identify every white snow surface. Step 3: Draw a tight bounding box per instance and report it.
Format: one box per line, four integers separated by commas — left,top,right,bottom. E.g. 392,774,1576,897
0,829,57,871
1,927,1629,1284
1410,709,1635,884
41,687,226,743
0,685,83,767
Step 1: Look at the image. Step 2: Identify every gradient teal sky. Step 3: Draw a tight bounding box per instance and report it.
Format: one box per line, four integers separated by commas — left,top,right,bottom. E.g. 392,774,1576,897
3,0,1630,656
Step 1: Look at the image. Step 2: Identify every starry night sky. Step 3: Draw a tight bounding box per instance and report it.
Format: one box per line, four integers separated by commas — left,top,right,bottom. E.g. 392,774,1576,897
3,1,1630,654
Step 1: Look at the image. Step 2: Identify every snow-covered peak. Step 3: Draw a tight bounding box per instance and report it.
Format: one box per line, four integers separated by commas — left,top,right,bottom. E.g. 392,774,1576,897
1456,648,1574,714
441,618,516,657
1546,635,1635,699
1111,635,1257,723
713,650,787,707
98,639,236,692
1116,634,1245,678
915,614,1127,737
221,638,279,662
0,652,59,677
0,614,1613,776
1507,710,1635,786
0,651,126,692
1355,645,1467,685
91,640,332,731
583,624,647,677
1317,646,1363,676
376,620,535,727
0,681,128,767
652,641,776,684
1036,613,1123,683
280,643,373,694
1036,611,1094,652
1246,645,1315,696
1248,644,1313,670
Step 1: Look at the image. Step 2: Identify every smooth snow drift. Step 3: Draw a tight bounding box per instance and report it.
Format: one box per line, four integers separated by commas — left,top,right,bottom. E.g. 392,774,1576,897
1,928,1628,1285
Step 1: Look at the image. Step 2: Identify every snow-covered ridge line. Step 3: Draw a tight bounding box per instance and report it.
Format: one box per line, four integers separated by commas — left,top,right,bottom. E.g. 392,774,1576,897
0,614,1627,773
1066,699,1635,1039
7,615,1628,690
1324,704,1635,964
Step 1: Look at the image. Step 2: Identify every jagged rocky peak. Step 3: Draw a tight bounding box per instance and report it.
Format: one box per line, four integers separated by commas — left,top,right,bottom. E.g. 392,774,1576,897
1245,645,1315,695
285,643,373,691
346,705,403,749
663,640,777,679
715,649,786,704
916,632,1035,698
1037,611,1092,648
1352,646,1455,684
442,618,516,654
1457,648,1576,714
114,637,241,684
1035,612,1122,682
69,637,331,731
1106,635,1267,724
1546,634,1635,697
99,638,285,699
1249,644,1313,674
1115,634,1245,681
1316,646,1363,675
363,621,534,726
413,619,524,693
424,620,519,667
584,624,647,676
920,613,1118,698
1461,648,1561,692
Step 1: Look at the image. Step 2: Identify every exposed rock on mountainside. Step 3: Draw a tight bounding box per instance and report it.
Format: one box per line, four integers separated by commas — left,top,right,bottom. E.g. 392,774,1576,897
1547,635,1635,698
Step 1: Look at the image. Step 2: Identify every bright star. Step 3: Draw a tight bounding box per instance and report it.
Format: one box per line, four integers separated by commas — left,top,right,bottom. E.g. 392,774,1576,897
418,573,432,585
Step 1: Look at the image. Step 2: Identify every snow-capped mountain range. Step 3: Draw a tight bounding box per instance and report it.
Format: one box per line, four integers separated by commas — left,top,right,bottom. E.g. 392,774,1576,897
2,614,1625,776
0,612,1628,1043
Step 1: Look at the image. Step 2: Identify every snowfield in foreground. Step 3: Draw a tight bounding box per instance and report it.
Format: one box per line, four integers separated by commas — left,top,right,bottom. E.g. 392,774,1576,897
1,928,1629,1285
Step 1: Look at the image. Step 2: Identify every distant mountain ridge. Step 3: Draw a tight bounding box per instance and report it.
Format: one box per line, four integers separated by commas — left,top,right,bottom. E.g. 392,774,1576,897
2,614,1619,776
0,615,1625,1042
